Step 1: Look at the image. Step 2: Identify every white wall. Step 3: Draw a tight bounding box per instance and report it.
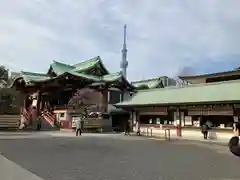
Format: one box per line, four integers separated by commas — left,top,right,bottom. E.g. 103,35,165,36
54,110,71,122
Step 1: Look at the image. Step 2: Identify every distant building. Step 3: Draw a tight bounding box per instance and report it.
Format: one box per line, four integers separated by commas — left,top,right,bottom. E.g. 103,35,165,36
131,76,176,90
178,68,240,84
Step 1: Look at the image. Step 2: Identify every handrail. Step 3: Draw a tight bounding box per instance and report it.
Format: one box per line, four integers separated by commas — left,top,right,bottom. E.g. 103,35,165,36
41,110,56,125
20,107,33,128
21,108,30,121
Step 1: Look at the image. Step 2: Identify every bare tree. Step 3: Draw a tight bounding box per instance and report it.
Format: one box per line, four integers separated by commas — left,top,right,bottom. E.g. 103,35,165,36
67,88,102,117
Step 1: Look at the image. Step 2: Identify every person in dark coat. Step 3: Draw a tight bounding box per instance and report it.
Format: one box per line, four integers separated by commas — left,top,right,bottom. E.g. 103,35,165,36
36,116,42,131
125,121,130,136
228,123,240,157
201,123,209,140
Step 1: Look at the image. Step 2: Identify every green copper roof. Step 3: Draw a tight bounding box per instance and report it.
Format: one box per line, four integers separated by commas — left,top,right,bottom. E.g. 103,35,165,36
11,57,134,89
73,56,103,72
49,56,108,76
67,71,100,81
50,61,75,75
131,77,164,89
102,72,122,82
116,80,240,107
10,71,51,87
21,72,51,82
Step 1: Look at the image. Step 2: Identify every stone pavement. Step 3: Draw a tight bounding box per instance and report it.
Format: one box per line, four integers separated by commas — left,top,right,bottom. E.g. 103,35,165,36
42,130,231,145
0,132,239,180
0,131,51,139
0,131,231,146
176,135,229,145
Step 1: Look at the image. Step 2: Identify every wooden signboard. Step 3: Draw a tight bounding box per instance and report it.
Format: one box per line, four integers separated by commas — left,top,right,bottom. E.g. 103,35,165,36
202,104,233,116
187,106,202,116
187,104,233,116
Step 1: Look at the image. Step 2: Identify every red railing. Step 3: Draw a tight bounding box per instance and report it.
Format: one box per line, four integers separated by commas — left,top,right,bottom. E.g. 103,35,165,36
21,107,32,125
41,110,56,126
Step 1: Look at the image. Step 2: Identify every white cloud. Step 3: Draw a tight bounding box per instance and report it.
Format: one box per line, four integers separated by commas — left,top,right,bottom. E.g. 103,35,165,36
0,0,240,80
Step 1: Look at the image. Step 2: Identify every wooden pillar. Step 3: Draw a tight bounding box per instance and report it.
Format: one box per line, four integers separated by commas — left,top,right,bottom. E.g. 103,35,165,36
36,91,42,116
23,94,27,109
176,107,182,137
129,110,133,132
132,111,137,131
134,111,140,135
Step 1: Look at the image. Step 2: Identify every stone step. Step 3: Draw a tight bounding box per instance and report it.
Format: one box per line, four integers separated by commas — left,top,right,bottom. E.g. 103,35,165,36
0,115,20,129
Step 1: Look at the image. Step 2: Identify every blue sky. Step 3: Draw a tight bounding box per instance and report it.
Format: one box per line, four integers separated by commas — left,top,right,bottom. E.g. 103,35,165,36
0,0,240,81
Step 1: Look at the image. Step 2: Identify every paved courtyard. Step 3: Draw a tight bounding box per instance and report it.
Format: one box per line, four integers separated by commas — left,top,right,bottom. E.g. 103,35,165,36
0,132,240,180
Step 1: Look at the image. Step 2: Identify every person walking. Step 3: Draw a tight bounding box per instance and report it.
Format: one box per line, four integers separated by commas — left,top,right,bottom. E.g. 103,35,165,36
125,121,130,136
75,117,82,136
36,116,42,131
201,123,209,140
136,120,140,136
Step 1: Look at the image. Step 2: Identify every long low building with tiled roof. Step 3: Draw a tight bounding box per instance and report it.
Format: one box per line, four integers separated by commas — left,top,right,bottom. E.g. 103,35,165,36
115,69,240,140
116,80,240,107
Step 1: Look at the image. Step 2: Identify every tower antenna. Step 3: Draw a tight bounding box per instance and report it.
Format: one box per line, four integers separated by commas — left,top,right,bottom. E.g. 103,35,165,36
120,24,128,78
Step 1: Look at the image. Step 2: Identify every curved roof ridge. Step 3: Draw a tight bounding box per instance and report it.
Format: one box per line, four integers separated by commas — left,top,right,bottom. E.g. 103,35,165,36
102,72,121,77
49,60,75,75
52,60,75,68
73,56,100,67
21,71,50,77
72,56,109,74
102,72,122,81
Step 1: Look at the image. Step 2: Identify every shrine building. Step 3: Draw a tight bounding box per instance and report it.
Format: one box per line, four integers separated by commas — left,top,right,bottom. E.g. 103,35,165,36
10,56,135,130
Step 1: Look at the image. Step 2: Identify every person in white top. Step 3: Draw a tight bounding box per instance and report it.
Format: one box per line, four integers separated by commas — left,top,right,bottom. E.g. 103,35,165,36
75,117,82,136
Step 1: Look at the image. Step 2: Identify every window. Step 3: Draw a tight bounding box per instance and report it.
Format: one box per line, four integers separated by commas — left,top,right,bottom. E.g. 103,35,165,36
60,113,65,118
